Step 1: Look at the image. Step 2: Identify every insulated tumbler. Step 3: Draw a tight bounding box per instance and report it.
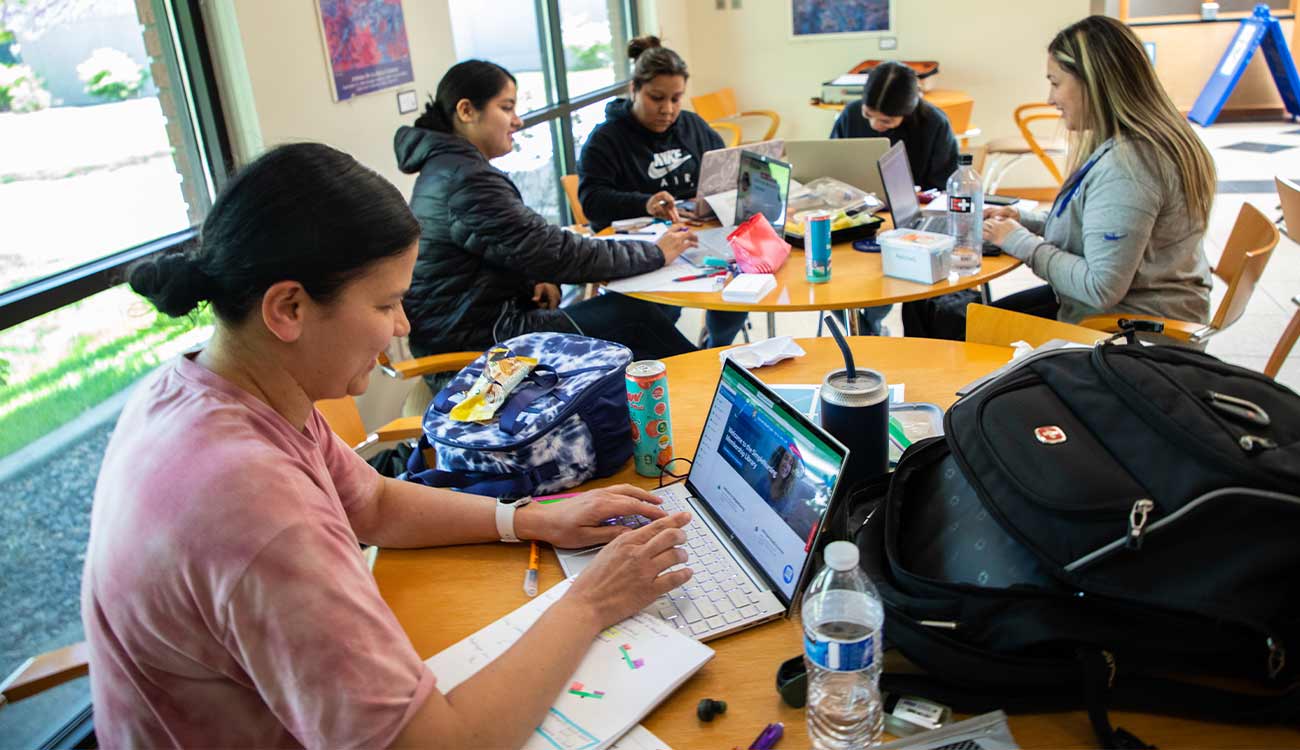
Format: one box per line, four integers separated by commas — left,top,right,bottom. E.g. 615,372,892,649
819,367,889,489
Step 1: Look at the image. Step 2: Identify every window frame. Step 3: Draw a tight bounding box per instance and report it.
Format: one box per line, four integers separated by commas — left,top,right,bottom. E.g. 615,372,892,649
509,0,639,224
0,0,233,332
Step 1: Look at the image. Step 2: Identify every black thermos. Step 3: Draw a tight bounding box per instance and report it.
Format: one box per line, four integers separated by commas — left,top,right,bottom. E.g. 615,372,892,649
819,367,889,489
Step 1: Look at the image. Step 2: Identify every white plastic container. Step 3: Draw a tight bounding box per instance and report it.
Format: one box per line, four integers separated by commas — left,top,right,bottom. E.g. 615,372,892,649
877,228,954,284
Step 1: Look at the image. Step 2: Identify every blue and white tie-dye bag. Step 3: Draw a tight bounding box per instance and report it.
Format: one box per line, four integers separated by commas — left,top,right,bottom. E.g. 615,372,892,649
405,333,634,497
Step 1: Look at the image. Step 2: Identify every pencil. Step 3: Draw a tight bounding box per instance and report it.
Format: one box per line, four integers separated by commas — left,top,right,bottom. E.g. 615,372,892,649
523,541,540,597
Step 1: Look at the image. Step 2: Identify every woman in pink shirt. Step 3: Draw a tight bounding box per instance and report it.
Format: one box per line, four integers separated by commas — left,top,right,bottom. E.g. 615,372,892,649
82,142,693,748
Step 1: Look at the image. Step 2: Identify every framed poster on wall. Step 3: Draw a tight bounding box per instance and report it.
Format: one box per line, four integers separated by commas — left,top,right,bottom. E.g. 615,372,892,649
316,0,414,101
790,0,894,40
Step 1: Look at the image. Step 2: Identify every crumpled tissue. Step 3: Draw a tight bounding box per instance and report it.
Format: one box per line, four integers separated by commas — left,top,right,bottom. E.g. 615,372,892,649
718,335,806,369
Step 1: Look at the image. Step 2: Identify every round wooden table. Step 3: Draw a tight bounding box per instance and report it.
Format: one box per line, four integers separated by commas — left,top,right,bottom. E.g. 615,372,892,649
623,236,1020,336
376,337,1300,749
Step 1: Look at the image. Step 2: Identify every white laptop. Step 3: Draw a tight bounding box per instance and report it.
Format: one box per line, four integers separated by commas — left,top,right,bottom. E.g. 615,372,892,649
783,137,891,197
685,150,793,267
692,139,784,208
878,140,948,234
556,358,850,642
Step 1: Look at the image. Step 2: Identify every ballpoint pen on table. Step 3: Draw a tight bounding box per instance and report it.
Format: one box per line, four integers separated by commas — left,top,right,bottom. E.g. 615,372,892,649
523,542,540,597
673,271,728,282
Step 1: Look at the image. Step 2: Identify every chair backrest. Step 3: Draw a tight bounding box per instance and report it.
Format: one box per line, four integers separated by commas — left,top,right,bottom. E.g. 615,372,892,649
691,87,737,122
1275,176,1300,241
1,641,89,708
966,303,1108,348
1013,103,1065,185
560,174,588,226
1210,202,1279,332
316,396,369,450
710,121,742,148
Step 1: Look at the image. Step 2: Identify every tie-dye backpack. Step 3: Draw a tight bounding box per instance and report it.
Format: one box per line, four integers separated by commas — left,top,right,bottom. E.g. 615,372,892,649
405,333,634,497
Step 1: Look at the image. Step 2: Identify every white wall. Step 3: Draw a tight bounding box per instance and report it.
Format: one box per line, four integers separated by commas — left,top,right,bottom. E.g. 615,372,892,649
663,0,1094,185
213,0,458,192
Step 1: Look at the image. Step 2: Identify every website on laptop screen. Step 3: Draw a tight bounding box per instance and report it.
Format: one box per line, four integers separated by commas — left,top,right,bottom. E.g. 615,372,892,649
689,363,846,601
736,153,791,232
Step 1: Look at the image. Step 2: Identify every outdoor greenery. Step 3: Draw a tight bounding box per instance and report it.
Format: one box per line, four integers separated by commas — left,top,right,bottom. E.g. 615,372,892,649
0,304,212,459
77,46,147,101
0,61,50,111
567,41,611,71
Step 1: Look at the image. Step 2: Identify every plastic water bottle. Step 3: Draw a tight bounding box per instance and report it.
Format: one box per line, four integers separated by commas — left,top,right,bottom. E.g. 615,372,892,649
946,153,984,276
803,541,884,749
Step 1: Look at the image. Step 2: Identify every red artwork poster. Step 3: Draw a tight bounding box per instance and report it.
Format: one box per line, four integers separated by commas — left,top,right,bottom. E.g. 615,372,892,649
317,0,414,101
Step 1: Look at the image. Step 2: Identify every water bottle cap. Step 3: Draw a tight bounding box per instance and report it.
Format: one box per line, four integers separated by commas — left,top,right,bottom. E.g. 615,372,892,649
823,541,860,571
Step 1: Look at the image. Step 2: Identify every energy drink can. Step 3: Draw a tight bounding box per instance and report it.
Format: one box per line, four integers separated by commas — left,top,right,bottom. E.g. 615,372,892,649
805,210,833,283
626,360,673,477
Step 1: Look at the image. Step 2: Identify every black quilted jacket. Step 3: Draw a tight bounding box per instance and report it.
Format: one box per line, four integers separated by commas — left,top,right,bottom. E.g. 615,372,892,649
394,126,664,355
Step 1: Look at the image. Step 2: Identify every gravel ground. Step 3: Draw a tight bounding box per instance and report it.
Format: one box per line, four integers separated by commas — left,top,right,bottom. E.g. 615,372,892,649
0,418,115,677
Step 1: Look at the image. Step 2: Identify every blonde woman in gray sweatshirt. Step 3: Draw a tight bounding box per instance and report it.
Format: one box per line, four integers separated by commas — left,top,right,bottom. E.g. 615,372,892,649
983,15,1215,327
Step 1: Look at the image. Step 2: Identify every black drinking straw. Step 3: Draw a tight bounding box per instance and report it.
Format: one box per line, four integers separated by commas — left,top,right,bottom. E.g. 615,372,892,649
822,314,857,381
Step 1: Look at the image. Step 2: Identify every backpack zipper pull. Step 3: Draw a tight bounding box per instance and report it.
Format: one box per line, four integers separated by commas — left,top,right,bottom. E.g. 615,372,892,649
1203,390,1271,427
1126,499,1155,550
1239,434,1279,453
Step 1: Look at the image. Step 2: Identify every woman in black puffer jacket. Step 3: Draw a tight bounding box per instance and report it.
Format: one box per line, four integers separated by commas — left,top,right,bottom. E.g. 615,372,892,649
396,60,698,360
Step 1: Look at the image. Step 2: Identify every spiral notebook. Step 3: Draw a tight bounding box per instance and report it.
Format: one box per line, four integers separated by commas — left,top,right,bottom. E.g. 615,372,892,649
425,579,712,750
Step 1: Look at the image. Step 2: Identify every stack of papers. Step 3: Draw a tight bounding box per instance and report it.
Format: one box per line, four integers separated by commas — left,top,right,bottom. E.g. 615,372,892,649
604,259,726,294
721,273,777,303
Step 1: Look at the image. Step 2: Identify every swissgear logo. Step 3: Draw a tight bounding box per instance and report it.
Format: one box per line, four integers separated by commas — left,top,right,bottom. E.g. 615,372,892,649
1034,425,1068,445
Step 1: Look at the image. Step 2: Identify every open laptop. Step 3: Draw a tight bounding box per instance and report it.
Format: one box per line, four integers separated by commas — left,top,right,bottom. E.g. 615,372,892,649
878,140,949,234
556,358,850,642
784,137,891,197
685,150,792,267
692,139,784,210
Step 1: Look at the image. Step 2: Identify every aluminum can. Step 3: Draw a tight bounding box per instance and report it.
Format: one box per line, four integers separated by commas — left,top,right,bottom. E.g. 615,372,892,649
626,360,673,477
805,210,834,283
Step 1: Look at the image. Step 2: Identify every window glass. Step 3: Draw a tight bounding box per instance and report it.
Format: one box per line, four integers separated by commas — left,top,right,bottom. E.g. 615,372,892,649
0,0,207,295
448,0,550,114
559,0,629,98
572,96,612,156
493,120,562,224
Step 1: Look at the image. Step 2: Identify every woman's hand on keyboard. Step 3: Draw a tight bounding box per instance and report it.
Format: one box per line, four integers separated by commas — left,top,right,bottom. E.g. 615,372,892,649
567,512,695,627
518,484,667,549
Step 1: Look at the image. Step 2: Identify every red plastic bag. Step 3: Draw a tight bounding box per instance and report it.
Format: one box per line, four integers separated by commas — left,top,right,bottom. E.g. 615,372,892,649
728,213,791,274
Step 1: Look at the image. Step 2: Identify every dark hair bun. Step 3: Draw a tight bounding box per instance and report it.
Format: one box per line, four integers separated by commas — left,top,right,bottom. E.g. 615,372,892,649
128,250,211,318
627,35,661,61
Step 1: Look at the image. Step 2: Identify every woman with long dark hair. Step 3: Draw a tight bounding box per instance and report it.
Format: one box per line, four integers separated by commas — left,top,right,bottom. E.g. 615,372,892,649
983,16,1214,326
577,35,749,347
83,142,692,747
396,59,698,361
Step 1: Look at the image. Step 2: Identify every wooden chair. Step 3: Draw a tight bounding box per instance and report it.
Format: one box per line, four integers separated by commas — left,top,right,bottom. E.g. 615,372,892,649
1,642,89,710
1266,177,1300,378
1078,202,1279,345
691,87,780,143
966,303,1108,348
982,103,1066,194
561,174,588,226
710,121,742,148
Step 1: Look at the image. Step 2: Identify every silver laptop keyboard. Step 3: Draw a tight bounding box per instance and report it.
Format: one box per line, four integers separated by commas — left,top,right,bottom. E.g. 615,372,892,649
604,490,770,637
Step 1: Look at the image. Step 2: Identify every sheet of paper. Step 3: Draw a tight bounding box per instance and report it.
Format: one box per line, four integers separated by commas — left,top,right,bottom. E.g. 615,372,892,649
702,190,737,227
604,259,725,294
425,579,713,750
830,73,868,87
609,724,673,750
618,223,669,240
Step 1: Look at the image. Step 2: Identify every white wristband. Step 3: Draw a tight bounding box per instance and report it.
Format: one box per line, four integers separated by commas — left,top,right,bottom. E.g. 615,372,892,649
495,497,531,542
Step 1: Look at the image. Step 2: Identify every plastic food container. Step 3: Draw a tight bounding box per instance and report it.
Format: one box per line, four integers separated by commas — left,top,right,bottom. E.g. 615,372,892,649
878,228,954,284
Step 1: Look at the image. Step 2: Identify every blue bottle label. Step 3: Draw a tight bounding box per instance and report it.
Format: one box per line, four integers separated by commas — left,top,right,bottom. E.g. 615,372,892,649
804,633,875,672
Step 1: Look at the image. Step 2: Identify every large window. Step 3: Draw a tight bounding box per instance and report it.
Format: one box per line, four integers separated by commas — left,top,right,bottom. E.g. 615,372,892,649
448,0,637,224
0,0,225,745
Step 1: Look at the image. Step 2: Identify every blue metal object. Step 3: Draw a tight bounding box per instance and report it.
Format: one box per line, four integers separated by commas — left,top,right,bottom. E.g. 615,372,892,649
1189,4,1300,126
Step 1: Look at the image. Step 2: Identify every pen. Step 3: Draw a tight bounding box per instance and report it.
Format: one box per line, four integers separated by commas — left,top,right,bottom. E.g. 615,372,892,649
748,722,783,750
523,542,540,597
673,271,728,282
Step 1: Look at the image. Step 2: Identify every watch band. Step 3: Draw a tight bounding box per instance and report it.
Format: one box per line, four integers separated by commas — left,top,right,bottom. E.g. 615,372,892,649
495,496,532,542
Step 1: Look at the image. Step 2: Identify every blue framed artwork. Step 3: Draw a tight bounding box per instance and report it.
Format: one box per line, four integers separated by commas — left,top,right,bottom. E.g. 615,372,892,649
791,0,893,40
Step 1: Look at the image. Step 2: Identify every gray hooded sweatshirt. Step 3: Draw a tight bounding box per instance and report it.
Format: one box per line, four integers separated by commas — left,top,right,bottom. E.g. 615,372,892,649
1000,136,1213,325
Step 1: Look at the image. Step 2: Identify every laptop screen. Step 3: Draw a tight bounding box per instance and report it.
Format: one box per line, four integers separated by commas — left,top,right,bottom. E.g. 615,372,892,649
687,360,848,604
878,141,921,229
735,151,792,233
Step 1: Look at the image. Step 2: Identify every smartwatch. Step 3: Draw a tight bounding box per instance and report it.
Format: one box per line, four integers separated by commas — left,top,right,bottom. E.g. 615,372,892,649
495,496,533,543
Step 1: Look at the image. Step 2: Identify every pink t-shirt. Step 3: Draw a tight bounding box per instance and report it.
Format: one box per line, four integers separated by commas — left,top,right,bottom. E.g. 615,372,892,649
82,354,436,748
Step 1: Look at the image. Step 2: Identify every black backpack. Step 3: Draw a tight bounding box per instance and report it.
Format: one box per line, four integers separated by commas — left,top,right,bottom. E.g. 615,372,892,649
847,340,1300,747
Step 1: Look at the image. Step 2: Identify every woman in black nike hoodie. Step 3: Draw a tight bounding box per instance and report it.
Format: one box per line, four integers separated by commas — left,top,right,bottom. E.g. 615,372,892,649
577,37,748,348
